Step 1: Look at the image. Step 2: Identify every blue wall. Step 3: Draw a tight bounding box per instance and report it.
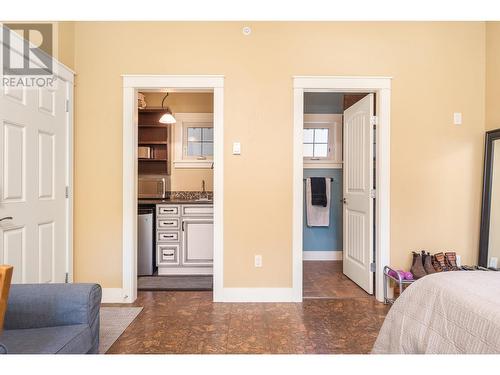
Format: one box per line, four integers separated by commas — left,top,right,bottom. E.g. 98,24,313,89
304,93,344,114
303,169,343,252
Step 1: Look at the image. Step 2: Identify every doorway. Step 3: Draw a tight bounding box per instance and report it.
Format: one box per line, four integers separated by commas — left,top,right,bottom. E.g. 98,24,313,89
302,92,374,299
292,76,391,303
122,75,224,304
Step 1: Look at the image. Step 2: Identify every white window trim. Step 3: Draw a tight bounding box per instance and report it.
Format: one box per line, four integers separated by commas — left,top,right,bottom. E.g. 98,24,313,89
303,113,342,169
173,112,214,169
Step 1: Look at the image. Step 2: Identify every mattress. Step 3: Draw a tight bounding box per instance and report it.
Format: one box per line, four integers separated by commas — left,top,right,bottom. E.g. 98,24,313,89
372,271,500,354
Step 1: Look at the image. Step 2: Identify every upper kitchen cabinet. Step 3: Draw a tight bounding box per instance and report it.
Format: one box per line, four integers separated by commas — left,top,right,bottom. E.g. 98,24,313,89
138,108,171,175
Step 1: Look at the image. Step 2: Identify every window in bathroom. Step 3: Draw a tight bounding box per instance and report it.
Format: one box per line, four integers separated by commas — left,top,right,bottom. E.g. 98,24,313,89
303,114,343,168
303,128,329,158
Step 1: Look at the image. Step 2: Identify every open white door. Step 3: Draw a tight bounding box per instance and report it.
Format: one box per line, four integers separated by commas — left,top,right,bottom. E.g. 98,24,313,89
0,78,73,284
343,93,374,294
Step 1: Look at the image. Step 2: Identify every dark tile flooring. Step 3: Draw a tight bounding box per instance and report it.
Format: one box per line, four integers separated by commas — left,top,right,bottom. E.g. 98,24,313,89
106,261,388,354
303,260,371,299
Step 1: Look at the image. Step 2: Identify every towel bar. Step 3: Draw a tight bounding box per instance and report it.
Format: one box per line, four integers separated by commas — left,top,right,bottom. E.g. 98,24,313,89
303,178,334,181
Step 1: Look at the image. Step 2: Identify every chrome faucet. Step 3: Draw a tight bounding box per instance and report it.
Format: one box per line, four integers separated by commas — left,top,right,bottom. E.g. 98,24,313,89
201,179,209,200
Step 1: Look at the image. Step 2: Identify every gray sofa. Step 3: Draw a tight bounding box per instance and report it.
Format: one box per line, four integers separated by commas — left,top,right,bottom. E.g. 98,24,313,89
0,283,101,354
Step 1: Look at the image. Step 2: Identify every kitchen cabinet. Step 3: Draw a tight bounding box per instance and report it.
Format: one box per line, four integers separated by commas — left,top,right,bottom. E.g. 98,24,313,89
182,218,214,267
156,203,213,275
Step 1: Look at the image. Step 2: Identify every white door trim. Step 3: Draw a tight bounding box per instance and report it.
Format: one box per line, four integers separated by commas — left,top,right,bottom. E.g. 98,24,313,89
293,76,391,302
122,75,224,303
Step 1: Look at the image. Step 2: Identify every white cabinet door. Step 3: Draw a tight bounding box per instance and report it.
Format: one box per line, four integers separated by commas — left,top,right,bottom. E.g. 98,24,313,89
182,218,213,266
0,79,72,284
342,93,374,294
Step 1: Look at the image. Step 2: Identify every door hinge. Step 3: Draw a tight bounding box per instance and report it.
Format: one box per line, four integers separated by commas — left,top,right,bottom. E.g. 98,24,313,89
65,272,69,283
370,262,376,272
370,189,376,199
65,99,69,113
65,186,70,198
370,115,378,127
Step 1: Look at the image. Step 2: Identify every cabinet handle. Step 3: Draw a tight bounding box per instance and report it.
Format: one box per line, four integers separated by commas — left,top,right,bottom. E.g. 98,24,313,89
182,221,185,231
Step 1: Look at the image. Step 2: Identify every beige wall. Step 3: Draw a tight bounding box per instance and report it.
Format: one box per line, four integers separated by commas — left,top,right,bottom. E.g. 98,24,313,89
67,22,486,288
57,22,75,70
486,22,500,131
142,92,214,191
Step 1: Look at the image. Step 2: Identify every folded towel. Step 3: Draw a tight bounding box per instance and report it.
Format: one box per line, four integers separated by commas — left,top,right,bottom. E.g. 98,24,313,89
306,178,331,227
310,177,327,207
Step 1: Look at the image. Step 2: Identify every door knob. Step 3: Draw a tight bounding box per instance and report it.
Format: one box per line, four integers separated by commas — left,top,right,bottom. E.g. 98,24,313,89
0,216,13,222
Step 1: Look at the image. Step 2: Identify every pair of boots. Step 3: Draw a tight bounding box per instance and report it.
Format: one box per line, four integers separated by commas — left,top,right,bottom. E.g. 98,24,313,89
411,251,434,279
410,251,459,279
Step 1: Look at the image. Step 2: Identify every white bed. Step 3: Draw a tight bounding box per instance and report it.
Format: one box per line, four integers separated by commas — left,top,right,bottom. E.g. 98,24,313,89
372,271,500,354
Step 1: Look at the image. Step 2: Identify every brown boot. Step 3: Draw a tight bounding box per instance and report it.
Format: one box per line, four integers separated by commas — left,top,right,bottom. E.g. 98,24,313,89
434,252,448,271
432,255,443,272
423,251,437,274
445,252,459,271
410,251,427,279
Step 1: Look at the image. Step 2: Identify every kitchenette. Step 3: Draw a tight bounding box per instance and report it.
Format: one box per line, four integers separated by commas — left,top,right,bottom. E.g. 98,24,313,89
136,90,214,290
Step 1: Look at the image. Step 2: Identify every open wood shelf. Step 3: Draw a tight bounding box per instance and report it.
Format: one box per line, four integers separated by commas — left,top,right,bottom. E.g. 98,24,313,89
138,141,168,145
138,106,170,175
138,107,165,112
138,124,168,128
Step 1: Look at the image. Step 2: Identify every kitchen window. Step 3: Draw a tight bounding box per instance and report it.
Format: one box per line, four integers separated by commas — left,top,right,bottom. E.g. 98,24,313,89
173,113,214,169
184,123,213,159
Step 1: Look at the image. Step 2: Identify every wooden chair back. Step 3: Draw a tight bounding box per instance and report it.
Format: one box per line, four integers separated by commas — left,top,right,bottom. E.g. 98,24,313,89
0,265,13,334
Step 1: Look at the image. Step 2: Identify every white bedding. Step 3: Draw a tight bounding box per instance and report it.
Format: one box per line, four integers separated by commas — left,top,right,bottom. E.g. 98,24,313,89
372,271,500,354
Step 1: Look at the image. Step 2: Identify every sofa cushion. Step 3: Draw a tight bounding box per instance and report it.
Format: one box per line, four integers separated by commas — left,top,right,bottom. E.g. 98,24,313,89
0,324,92,354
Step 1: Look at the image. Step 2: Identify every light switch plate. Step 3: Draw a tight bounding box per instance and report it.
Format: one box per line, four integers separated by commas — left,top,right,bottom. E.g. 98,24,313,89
254,255,262,268
453,112,462,125
232,142,241,155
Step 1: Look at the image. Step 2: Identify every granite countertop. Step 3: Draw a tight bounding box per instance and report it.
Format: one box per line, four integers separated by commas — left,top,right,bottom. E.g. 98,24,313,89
138,198,213,205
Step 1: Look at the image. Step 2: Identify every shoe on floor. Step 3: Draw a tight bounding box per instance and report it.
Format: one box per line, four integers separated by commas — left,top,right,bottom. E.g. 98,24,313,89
423,251,437,274
434,252,448,271
445,251,460,271
410,251,427,279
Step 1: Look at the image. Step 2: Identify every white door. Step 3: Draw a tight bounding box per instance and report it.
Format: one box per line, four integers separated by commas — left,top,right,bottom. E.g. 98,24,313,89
182,218,214,267
0,79,72,284
343,93,374,294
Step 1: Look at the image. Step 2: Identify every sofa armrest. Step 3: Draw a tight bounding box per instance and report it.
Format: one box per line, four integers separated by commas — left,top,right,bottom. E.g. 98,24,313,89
3,284,101,330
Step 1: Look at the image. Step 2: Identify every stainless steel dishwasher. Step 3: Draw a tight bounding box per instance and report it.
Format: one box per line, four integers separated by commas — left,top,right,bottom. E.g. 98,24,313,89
138,207,154,276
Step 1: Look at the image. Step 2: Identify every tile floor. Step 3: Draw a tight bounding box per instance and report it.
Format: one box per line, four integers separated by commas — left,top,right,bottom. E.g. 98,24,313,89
106,261,388,354
303,260,371,299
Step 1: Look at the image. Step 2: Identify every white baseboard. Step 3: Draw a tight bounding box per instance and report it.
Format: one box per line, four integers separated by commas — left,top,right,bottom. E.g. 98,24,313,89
303,250,343,261
101,288,127,303
214,287,300,302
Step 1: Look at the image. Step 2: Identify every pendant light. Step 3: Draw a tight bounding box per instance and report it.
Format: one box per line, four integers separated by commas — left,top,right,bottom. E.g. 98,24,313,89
159,92,176,124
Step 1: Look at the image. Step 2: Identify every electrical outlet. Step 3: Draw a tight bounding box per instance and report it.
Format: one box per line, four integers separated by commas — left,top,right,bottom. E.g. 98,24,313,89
254,255,262,268
489,257,498,268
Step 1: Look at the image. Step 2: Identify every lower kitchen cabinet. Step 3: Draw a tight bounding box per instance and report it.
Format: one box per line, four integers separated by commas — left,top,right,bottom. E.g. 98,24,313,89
156,203,213,275
182,218,214,267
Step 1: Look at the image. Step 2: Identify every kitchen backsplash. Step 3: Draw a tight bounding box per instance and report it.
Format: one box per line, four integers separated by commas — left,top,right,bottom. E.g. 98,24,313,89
167,191,213,200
